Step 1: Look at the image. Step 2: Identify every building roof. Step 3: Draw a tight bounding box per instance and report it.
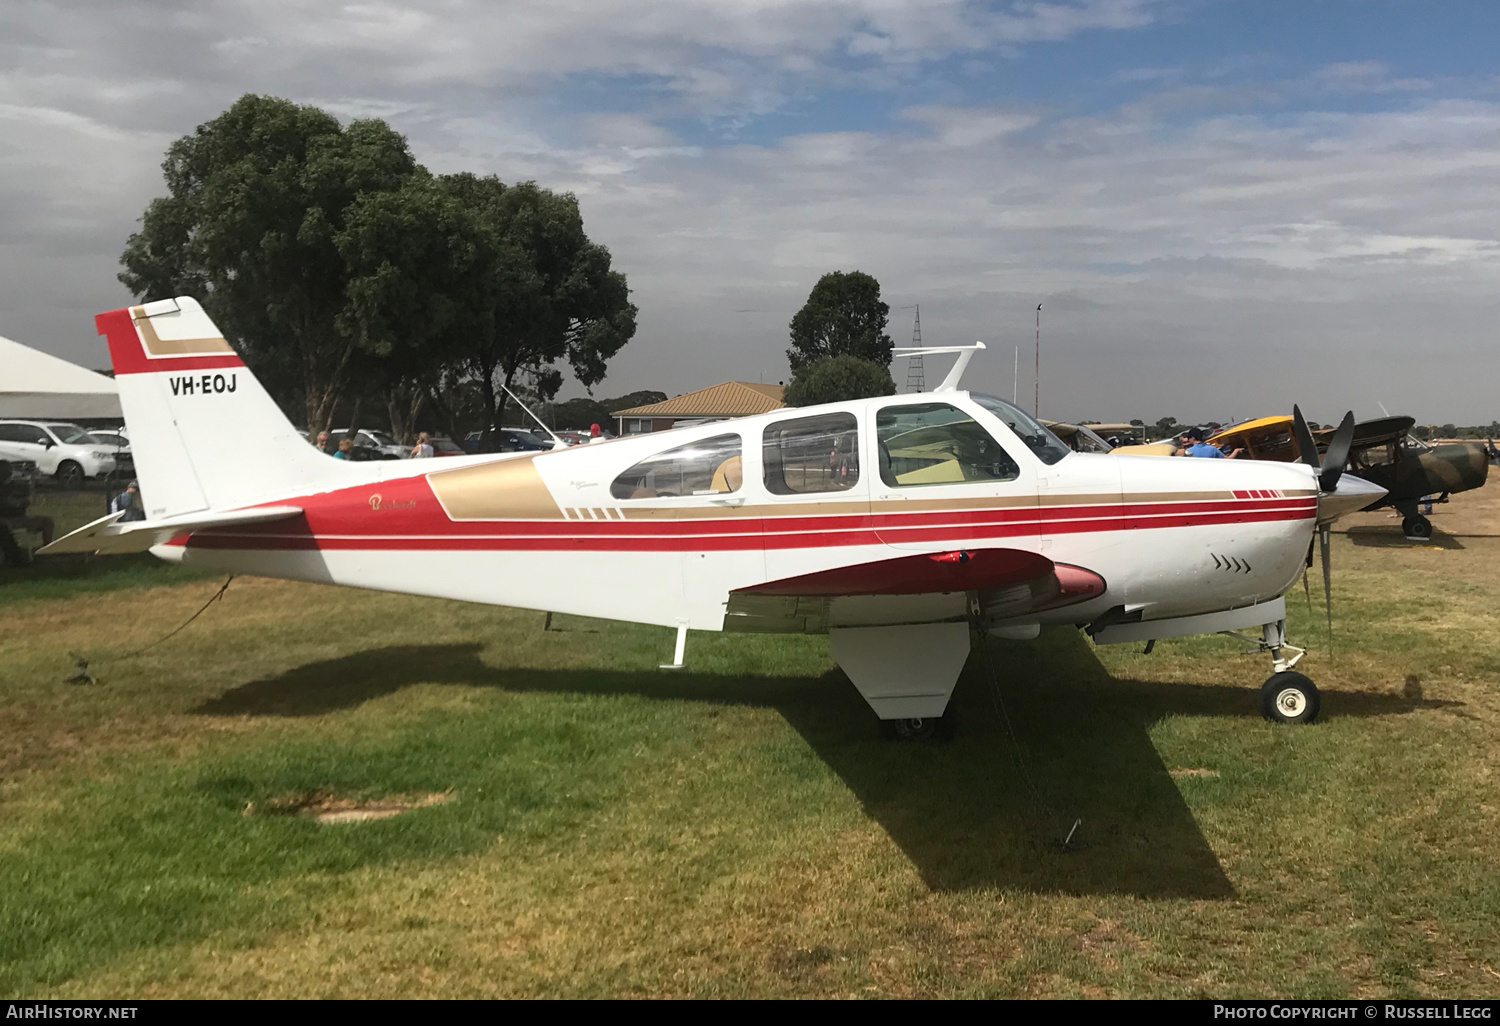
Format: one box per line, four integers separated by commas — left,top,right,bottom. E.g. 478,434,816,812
0,334,121,418
614,381,786,419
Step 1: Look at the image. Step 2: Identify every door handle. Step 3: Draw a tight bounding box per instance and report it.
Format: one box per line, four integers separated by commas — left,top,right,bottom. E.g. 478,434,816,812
710,497,746,507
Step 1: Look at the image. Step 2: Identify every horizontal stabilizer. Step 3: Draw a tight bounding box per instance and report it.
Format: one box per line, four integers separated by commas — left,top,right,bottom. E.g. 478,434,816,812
40,505,304,555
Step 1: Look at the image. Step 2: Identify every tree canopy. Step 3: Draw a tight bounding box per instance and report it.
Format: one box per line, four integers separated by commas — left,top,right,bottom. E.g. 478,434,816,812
787,271,893,373
784,354,896,407
119,94,636,442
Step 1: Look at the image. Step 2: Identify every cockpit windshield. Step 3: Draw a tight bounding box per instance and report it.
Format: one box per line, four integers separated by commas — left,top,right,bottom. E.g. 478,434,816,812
971,395,1071,465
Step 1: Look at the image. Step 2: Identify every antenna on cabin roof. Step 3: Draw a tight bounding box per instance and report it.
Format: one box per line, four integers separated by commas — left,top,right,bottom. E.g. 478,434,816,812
499,380,567,450
905,305,925,393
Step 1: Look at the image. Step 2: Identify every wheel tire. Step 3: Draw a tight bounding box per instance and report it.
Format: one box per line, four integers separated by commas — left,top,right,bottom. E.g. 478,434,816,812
1260,671,1320,725
1403,515,1433,540
885,716,952,742
55,461,84,488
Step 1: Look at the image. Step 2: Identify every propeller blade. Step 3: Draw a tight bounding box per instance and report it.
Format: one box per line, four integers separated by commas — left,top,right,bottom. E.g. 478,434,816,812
1319,411,1356,492
1319,522,1333,659
1292,405,1321,471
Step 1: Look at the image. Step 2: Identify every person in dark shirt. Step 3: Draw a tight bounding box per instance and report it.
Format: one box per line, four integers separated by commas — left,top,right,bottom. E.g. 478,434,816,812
109,481,146,521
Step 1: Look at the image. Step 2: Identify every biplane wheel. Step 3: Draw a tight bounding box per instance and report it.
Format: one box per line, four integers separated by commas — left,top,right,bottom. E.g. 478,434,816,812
1402,515,1433,540
884,716,952,742
1260,672,1320,725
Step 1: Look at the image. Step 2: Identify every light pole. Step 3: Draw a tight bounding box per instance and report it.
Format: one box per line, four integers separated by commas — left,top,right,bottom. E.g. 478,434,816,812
1034,303,1042,418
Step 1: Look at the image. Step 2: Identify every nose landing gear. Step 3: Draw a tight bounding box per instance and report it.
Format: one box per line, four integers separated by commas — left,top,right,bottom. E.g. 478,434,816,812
1222,618,1322,724
1260,671,1321,724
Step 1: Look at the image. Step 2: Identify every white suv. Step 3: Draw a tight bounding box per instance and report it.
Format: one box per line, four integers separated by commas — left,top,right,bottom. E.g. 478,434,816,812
0,420,119,487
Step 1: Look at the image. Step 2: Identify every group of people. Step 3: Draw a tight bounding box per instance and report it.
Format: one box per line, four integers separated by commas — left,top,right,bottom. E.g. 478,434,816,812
1173,427,1244,459
314,431,434,459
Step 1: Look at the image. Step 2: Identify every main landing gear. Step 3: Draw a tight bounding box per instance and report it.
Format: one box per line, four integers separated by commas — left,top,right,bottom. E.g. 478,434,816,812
1402,513,1433,540
828,622,970,742
1224,618,1321,725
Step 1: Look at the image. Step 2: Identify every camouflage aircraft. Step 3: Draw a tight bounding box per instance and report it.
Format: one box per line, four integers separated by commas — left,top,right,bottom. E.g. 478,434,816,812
1206,414,1495,539
1049,412,1495,540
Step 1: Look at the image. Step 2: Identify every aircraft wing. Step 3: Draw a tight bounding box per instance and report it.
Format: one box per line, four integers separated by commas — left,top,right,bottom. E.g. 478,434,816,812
1312,415,1416,453
724,547,1104,633
40,505,305,555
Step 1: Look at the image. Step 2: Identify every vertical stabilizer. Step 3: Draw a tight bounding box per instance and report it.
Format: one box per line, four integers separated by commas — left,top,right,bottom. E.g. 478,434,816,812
96,297,353,517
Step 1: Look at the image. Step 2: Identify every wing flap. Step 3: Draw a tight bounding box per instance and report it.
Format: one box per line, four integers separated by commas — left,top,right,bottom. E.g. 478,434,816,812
39,505,305,555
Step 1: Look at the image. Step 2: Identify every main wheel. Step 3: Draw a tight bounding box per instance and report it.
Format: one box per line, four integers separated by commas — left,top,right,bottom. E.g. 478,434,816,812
54,460,84,488
1260,671,1320,724
884,716,952,742
1402,515,1433,539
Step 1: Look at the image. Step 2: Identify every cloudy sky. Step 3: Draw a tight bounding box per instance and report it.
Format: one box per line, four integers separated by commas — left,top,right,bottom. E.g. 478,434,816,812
3,0,1499,423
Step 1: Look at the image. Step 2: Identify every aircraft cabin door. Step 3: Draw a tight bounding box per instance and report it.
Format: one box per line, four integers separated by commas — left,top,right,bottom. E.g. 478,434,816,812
868,398,1042,556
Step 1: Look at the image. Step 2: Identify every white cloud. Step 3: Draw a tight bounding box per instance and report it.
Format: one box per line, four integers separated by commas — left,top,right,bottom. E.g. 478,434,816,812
2,1,1499,423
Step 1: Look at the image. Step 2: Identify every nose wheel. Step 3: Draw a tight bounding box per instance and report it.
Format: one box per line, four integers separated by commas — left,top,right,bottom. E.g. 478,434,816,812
1222,619,1320,724
1260,671,1320,724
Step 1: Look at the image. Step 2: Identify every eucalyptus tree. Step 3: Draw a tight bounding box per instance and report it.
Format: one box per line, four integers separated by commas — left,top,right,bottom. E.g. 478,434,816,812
119,94,420,435
439,173,637,440
787,271,894,373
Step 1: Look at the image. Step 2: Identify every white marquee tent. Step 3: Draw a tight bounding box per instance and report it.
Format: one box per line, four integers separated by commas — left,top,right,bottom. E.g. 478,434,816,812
0,334,120,419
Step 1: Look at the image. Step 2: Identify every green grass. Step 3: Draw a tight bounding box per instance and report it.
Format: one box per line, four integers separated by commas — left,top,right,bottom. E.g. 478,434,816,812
1,499,1498,998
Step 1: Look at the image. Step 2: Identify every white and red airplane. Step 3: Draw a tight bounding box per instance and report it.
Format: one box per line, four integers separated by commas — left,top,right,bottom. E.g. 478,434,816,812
47,297,1385,735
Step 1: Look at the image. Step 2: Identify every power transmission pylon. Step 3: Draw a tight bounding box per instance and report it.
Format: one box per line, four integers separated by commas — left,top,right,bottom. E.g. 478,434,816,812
905,305,924,393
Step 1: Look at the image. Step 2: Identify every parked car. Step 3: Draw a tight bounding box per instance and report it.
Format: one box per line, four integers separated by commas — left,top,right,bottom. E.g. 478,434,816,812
0,420,119,487
329,428,407,459
463,428,555,453
431,437,467,457
88,431,135,476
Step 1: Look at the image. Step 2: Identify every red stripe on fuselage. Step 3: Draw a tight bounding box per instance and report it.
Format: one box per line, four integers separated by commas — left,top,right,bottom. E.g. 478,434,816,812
185,503,1315,552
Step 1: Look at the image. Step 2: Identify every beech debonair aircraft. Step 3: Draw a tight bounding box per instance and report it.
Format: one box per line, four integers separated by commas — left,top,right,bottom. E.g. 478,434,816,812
47,298,1387,735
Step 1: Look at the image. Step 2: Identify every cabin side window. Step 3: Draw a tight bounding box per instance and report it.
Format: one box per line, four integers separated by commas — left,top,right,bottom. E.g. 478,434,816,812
762,413,860,495
610,434,743,499
875,402,1019,487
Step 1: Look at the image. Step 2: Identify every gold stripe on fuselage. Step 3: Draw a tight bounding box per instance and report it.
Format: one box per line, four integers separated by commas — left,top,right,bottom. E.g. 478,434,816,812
427,455,565,520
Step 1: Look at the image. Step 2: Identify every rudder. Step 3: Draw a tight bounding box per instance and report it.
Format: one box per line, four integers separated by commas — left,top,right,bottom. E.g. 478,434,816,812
97,297,352,518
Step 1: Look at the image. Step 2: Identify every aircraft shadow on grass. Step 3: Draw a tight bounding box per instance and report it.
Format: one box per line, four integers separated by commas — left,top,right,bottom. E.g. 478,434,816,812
197,631,1460,901
1343,526,1466,550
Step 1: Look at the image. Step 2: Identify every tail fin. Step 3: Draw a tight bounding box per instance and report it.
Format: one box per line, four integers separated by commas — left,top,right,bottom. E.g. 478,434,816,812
97,297,352,517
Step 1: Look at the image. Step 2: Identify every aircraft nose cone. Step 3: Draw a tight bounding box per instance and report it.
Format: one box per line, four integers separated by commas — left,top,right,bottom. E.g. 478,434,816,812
1317,473,1387,523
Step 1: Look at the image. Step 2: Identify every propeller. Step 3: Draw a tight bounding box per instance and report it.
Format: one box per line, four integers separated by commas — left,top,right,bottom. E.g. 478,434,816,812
1292,404,1358,657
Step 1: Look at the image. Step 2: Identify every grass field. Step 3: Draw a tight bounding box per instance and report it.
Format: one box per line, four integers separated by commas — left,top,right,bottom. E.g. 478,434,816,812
2,488,1498,998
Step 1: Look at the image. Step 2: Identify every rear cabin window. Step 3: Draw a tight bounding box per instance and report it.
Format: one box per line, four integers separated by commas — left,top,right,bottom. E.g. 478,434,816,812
610,434,743,499
762,413,859,495
876,403,1019,487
